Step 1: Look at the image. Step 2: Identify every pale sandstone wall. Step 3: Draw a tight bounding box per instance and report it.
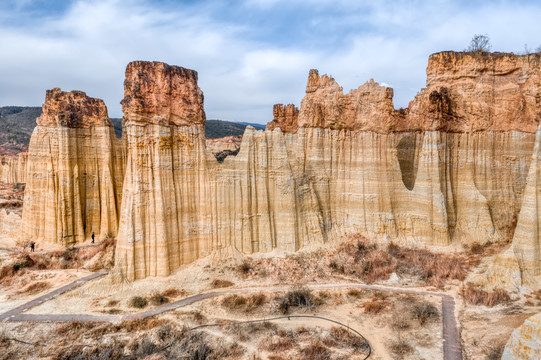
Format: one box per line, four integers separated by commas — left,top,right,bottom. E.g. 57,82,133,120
0,153,27,183
21,89,124,247
114,61,213,281
106,52,541,282
502,312,541,360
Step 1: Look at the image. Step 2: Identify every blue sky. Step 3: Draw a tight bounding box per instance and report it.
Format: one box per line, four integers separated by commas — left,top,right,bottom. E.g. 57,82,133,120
1,0,540,123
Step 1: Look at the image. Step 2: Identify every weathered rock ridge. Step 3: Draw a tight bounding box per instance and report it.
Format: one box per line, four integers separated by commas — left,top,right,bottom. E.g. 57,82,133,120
16,52,541,283
112,52,541,281
21,89,125,246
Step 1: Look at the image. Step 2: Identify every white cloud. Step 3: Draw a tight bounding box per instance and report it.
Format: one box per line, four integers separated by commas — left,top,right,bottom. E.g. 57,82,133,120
1,0,540,123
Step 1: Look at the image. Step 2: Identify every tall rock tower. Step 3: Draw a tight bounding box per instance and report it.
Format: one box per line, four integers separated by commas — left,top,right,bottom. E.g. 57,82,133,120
114,61,213,281
21,88,124,246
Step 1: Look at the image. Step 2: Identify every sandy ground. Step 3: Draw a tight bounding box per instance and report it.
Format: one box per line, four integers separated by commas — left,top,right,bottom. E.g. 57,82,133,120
0,269,93,314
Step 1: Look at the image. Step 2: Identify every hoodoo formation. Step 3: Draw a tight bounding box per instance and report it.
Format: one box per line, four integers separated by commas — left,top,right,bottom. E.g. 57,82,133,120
114,61,212,280
21,88,125,246
17,52,541,287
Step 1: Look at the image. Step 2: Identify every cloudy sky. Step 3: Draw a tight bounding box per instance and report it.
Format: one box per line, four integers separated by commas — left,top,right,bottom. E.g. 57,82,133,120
1,0,540,124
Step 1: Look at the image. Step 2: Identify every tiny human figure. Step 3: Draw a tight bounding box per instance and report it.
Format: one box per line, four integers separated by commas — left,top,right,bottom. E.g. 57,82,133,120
30,241,35,252
91,232,95,244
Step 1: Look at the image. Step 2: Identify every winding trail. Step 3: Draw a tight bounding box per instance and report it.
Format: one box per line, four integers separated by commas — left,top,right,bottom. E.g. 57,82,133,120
0,275,462,359
0,271,108,322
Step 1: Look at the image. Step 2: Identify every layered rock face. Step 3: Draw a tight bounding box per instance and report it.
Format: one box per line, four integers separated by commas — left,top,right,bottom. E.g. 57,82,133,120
502,312,541,360
103,52,537,283
0,152,27,183
21,88,124,246
114,61,213,281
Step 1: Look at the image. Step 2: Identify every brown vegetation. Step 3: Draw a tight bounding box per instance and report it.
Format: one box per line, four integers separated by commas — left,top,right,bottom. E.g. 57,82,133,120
272,287,322,314
463,285,511,307
221,293,267,313
247,234,477,287
211,279,234,288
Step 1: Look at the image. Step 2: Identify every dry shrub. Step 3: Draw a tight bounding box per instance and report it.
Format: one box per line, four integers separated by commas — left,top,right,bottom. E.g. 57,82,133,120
56,321,97,339
17,281,51,295
392,314,412,330
130,296,148,309
347,289,363,298
362,297,388,314
463,285,511,307
412,302,439,326
106,299,119,307
150,291,169,305
394,247,469,287
162,288,185,298
390,338,413,356
274,287,321,314
238,259,252,275
299,341,330,360
222,294,247,310
222,293,267,313
259,336,294,352
469,242,485,255
211,279,234,288
329,327,368,352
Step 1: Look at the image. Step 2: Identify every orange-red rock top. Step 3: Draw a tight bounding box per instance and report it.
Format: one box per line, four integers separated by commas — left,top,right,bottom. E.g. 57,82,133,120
268,52,541,133
266,104,299,132
121,61,206,126
37,88,111,128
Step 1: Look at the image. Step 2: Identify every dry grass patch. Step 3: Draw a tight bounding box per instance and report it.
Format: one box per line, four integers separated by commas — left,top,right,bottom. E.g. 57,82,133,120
211,278,234,288
299,340,331,360
273,287,322,314
390,338,413,357
16,280,51,295
221,293,268,313
463,285,511,307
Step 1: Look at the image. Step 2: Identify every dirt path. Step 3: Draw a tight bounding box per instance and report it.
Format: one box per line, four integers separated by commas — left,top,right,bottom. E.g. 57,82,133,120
0,279,462,359
0,271,108,321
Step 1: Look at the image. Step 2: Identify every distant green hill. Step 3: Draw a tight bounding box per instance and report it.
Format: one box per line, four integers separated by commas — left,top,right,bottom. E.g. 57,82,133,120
0,106,42,155
205,119,265,139
0,106,264,155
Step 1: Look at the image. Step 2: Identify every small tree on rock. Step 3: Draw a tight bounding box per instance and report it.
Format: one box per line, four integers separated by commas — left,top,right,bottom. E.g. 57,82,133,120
466,34,492,52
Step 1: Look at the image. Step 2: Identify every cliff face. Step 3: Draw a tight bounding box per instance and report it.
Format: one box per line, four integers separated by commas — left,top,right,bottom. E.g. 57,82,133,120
114,61,213,281
21,88,124,247
0,152,27,183
110,53,541,281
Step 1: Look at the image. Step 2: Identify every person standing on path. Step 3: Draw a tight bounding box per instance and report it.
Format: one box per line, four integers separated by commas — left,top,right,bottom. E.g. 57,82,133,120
30,242,35,252
91,232,95,244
